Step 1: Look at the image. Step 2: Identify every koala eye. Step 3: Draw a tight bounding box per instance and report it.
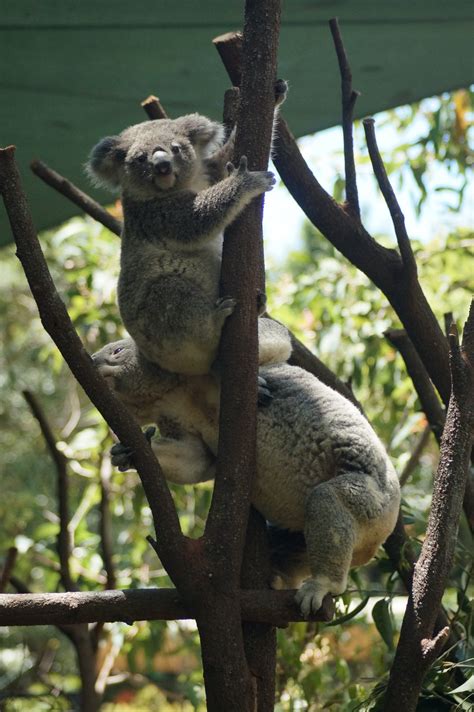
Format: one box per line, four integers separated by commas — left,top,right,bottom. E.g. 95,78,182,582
112,346,124,356
135,154,147,164
171,143,181,155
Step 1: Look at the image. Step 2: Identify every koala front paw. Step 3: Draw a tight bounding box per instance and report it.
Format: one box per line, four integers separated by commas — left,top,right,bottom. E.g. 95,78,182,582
227,155,276,196
258,375,273,407
110,426,156,472
215,295,237,316
295,578,330,618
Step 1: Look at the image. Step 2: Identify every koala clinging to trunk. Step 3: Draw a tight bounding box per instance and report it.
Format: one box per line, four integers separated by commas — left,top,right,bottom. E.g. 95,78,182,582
92,323,400,617
87,85,286,376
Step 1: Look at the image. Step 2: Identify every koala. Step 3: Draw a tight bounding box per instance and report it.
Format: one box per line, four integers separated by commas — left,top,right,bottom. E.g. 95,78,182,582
92,324,400,617
87,85,287,376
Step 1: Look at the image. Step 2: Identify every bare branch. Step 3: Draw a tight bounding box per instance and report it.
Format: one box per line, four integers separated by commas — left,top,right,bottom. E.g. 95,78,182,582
328,18,360,218
385,330,445,442
386,328,474,530
399,425,432,487
140,94,168,120
384,302,474,711
0,548,18,593
0,587,334,627
363,118,418,279
0,146,188,589
98,455,116,590
30,159,122,236
23,390,75,591
444,311,454,338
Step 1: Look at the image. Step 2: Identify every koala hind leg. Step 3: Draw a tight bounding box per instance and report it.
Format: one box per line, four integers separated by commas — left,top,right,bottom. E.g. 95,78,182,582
296,471,397,617
296,479,356,617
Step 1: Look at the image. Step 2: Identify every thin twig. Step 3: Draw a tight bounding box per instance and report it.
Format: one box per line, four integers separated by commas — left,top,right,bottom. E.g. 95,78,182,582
363,118,418,278
329,18,360,218
399,425,432,487
98,454,117,590
140,95,168,120
385,330,445,442
30,159,122,236
0,547,18,592
444,311,454,338
23,390,75,592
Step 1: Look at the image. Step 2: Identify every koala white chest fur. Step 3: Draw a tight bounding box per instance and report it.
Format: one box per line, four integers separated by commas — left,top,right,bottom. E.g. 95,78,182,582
92,323,400,617
87,114,276,376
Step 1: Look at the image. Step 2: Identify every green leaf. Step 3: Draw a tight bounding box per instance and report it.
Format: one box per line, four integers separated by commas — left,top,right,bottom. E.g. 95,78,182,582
372,599,394,649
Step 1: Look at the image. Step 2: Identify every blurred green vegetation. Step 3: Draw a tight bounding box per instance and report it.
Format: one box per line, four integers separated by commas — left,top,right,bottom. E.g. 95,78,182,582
0,91,473,710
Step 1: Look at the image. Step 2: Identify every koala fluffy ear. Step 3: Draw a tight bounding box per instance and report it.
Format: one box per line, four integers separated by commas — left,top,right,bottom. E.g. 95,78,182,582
175,114,225,155
86,136,125,190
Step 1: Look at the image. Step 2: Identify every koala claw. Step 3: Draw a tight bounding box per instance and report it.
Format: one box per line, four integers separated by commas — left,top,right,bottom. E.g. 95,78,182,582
295,579,328,618
258,375,273,407
274,78,288,105
216,296,237,315
110,426,156,472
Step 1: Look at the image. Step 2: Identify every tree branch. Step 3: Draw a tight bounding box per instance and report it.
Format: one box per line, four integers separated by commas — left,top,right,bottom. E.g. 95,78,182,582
0,587,334,627
328,18,360,218
23,390,75,591
399,425,431,487
0,146,188,589
384,302,474,711
30,159,122,236
386,328,474,530
0,548,18,593
363,118,418,279
98,455,116,591
385,330,446,442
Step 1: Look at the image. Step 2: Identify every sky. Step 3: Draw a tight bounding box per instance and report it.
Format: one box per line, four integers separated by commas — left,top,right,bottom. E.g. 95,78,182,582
263,99,473,263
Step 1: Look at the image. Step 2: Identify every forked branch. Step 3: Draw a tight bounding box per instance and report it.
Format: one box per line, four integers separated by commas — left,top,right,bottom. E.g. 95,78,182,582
384,302,474,711
329,18,360,218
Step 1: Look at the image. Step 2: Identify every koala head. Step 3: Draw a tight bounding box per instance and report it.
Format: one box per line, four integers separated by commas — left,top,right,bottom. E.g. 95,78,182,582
87,115,225,200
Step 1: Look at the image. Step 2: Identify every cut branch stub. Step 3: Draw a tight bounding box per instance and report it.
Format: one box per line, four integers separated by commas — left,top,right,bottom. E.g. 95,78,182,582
141,94,169,120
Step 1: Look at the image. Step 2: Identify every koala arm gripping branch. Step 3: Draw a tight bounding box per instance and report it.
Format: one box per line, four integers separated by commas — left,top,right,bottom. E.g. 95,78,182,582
184,156,275,242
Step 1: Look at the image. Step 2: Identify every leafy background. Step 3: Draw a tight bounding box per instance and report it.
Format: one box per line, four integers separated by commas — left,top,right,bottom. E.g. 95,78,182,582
0,90,473,710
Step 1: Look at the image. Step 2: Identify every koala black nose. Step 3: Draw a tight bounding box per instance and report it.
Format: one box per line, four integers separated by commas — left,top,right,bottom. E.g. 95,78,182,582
152,150,172,175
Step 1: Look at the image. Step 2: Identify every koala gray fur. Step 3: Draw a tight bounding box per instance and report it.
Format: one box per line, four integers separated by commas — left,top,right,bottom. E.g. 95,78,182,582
91,324,400,617
87,98,285,376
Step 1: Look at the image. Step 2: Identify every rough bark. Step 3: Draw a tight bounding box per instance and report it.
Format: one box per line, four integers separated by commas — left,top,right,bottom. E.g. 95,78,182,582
199,2,282,709
384,304,474,710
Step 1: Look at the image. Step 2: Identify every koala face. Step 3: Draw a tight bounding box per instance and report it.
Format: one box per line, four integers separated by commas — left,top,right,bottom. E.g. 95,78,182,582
91,338,177,405
87,115,225,201
92,338,138,384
